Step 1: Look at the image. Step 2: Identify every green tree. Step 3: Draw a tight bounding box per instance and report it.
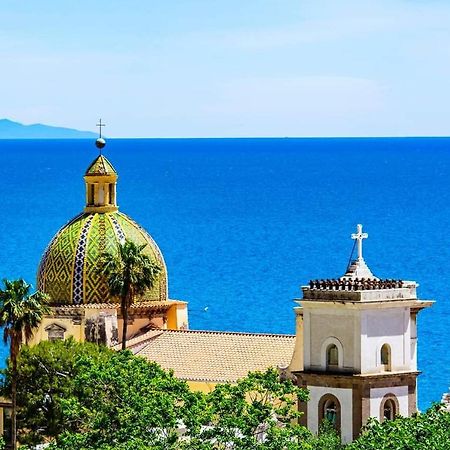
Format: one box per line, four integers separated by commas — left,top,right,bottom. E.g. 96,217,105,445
48,350,206,450
0,279,50,449
99,239,161,350
2,338,112,446
192,368,311,450
11,339,342,449
348,404,450,450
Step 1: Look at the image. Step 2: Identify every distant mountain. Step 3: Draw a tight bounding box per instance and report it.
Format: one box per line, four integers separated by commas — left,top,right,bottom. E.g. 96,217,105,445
0,119,97,139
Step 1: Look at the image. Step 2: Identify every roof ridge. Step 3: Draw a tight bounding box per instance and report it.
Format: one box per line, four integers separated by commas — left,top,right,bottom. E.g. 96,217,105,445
162,329,295,338
117,329,164,351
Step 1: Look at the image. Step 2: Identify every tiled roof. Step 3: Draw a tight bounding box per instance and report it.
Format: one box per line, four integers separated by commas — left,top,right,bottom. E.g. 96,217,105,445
38,211,168,305
85,155,117,175
133,329,295,383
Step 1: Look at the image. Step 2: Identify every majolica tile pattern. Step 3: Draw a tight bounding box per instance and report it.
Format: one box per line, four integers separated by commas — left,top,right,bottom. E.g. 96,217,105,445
37,211,168,305
73,215,95,304
85,155,117,175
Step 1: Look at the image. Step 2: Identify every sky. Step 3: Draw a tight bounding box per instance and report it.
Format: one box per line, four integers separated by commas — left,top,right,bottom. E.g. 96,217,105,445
1,0,450,137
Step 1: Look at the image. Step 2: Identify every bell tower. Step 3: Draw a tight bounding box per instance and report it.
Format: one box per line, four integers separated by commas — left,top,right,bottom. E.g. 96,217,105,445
292,225,432,443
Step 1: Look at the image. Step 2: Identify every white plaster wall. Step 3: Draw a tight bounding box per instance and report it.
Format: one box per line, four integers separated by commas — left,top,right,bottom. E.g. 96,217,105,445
369,386,409,419
410,314,417,371
307,386,353,444
305,307,358,371
360,307,411,374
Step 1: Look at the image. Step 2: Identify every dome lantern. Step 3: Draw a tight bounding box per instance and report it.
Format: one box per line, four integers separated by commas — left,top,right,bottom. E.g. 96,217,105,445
84,153,118,213
84,120,118,213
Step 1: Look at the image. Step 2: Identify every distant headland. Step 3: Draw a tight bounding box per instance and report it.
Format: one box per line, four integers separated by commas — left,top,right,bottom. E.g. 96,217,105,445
0,118,97,139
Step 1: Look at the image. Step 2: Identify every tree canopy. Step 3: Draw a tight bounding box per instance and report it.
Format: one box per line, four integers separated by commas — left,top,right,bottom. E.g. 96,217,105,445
0,278,50,449
4,339,341,450
7,339,450,449
348,404,450,450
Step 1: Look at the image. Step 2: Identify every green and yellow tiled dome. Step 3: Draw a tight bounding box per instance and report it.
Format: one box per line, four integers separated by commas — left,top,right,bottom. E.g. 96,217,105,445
37,153,168,305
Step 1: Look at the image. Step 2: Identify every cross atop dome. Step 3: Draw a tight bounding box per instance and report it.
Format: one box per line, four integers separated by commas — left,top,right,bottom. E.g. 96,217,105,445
95,118,106,154
341,223,377,280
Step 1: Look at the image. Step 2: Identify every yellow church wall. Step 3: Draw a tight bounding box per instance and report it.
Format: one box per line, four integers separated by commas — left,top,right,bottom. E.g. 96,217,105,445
167,302,188,330
119,317,163,340
29,316,86,346
186,380,218,393
288,306,304,373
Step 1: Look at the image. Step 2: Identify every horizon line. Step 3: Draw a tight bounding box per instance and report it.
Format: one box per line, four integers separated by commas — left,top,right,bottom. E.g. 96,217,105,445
1,135,450,140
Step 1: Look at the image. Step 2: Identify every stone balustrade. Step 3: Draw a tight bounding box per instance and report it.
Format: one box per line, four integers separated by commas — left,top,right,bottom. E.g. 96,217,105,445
308,278,404,291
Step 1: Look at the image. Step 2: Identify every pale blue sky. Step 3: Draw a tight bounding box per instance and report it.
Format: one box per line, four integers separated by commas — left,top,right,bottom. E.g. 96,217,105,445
1,0,450,137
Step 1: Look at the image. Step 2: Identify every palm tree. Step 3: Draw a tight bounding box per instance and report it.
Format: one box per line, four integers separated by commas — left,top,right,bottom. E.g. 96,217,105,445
100,239,162,350
0,279,50,450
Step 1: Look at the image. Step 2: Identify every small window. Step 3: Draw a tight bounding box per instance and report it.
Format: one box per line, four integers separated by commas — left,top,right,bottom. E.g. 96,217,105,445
109,184,115,205
89,184,95,205
381,344,391,371
327,344,339,368
383,399,396,420
45,324,66,342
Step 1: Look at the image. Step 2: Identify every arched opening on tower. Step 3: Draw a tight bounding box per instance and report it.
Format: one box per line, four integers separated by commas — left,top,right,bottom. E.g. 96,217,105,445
380,343,392,371
326,343,339,369
319,394,341,432
380,394,399,421
89,184,95,205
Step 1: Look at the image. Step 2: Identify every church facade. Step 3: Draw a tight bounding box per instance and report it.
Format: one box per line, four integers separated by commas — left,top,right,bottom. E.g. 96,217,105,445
31,137,432,443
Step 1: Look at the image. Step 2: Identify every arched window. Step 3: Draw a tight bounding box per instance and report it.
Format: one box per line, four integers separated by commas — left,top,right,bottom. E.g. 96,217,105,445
319,394,341,431
321,337,343,370
89,184,95,205
109,183,115,205
327,344,339,368
381,344,391,371
383,399,396,420
380,394,399,421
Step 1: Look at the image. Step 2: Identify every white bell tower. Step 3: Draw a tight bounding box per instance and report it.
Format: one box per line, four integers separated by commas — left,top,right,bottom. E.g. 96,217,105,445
291,225,432,443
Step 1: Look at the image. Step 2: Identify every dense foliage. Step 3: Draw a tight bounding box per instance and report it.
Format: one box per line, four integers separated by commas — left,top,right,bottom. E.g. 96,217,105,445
5,339,112,445
4,339,342,449
11,339,450,449
0,278,50,449
349,404,450,450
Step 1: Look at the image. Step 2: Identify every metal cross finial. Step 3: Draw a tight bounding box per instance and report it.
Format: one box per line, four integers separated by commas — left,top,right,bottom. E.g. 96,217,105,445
96,118,106,139
351,224,368,261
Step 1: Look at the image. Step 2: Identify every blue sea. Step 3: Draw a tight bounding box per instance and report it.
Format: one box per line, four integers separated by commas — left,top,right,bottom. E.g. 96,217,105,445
0,137,449,410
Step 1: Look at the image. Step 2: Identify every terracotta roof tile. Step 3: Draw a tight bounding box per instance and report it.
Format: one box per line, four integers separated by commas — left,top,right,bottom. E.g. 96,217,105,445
133,329,295,383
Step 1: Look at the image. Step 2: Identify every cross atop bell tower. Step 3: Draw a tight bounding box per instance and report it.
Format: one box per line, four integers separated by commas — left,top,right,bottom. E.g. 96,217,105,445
352,224,368,261
342,223,376,280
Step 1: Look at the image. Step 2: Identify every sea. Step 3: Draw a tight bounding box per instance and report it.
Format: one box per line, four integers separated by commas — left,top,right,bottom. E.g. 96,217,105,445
0,137,449,410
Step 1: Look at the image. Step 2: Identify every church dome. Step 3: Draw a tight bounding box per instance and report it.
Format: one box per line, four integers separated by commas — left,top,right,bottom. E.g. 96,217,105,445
37,148,168,305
